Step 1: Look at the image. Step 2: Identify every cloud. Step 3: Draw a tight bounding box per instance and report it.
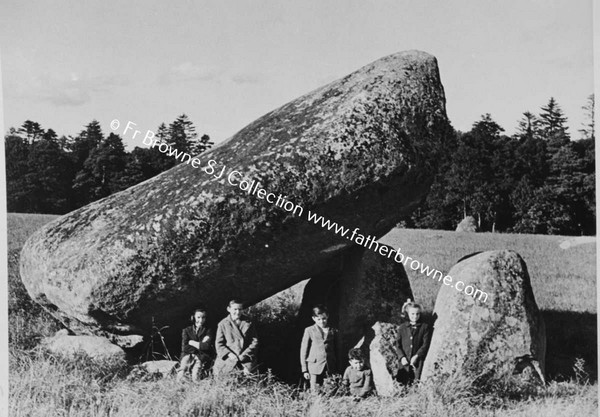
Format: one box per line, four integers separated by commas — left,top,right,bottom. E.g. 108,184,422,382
159,62,268,86
32,73,130,107
160,62,219,84
229,71,264,85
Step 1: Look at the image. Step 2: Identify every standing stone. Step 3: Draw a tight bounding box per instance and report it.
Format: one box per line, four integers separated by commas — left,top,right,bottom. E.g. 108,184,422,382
421,250,546,385
20,50,450,345
355,321,404,396
456,216,478,232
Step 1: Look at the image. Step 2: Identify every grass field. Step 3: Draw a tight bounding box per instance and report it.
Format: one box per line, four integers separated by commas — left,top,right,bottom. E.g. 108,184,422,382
7,213,598,416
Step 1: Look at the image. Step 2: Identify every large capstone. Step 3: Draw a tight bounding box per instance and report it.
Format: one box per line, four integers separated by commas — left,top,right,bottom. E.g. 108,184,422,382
20,50,450,345
421,250,546,385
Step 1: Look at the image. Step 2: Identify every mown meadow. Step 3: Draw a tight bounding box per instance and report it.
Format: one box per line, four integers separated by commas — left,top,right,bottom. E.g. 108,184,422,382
7,213,597,416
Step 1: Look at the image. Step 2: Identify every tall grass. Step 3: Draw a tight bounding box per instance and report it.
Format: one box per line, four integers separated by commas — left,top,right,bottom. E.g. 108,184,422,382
8,248,61,351
9,347,597,417
7,214,598,416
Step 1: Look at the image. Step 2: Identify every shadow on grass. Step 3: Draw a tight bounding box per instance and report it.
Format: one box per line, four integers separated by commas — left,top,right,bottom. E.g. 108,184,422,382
543,310,597,383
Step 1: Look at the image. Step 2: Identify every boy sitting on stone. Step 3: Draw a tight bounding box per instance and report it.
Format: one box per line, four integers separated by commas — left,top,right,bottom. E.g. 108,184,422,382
214,299,259,376
177,308,214,381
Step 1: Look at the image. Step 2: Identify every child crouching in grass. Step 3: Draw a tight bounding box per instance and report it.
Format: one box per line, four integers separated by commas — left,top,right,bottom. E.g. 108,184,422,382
342,348,373,400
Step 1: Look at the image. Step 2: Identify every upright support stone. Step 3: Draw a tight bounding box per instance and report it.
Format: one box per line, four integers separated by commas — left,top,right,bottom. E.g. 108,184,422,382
421,250,546,385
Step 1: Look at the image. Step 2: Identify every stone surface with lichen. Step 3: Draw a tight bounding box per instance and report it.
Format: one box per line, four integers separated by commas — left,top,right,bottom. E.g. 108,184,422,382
20,50,450,345
421,250,546,384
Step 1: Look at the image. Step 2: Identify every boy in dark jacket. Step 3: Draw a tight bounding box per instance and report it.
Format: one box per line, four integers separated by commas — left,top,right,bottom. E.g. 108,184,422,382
300,304,339,392
177,308,214,381
397,302,431,384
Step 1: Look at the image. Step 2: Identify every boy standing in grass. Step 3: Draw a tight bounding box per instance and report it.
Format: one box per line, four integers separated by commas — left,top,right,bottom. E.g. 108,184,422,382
397,302,431,384
342,348,373,400
300,304,339,392
177,308,214,381
214,299,259,376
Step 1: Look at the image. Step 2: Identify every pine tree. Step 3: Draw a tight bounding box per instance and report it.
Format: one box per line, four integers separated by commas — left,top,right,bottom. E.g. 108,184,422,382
18,120,44,143
425,114,513,232
579,94,594,141
70,120,104,172
152,122,175,171
538,97,570,149
168,114,197,154
43,128,58,142
191,133,214,156
116,152,146,190
25,135,75,213
514,111,540,140
73,132,128,203
5,133,31,212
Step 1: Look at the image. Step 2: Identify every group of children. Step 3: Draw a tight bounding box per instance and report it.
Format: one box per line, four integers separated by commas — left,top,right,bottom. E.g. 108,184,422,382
177,299,431,398
177,299,258,381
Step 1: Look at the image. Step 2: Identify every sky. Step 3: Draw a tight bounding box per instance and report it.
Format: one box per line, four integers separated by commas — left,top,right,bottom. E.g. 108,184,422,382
0,0,594,149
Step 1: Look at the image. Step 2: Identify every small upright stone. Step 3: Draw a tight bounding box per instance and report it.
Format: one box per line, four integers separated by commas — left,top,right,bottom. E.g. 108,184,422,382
354,321,403,396
455,216,478,232
421,250,546,385
42,333,126,362
141,360,178,378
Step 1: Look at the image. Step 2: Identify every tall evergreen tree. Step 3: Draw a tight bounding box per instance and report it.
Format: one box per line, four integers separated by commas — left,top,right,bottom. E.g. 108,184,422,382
538,97,570,150
152,122,175,171
24,135,75,213
579,94,595,141
512,133,548,187
73,132,128,203
446,114,511,231
5,133,31,212
167,114,197,153
116,151,147,190
413,115,515,232
70,120,104,169
18,120,44,143
42,128,58,142
514,111,541,141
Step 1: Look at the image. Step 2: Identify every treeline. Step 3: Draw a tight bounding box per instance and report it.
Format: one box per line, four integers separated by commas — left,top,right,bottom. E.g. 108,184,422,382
406,96,595,236
5,114,213,214
4,97,595,236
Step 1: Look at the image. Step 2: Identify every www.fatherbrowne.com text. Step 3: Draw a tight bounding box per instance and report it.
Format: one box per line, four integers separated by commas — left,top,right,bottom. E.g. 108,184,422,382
113,119,489,303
